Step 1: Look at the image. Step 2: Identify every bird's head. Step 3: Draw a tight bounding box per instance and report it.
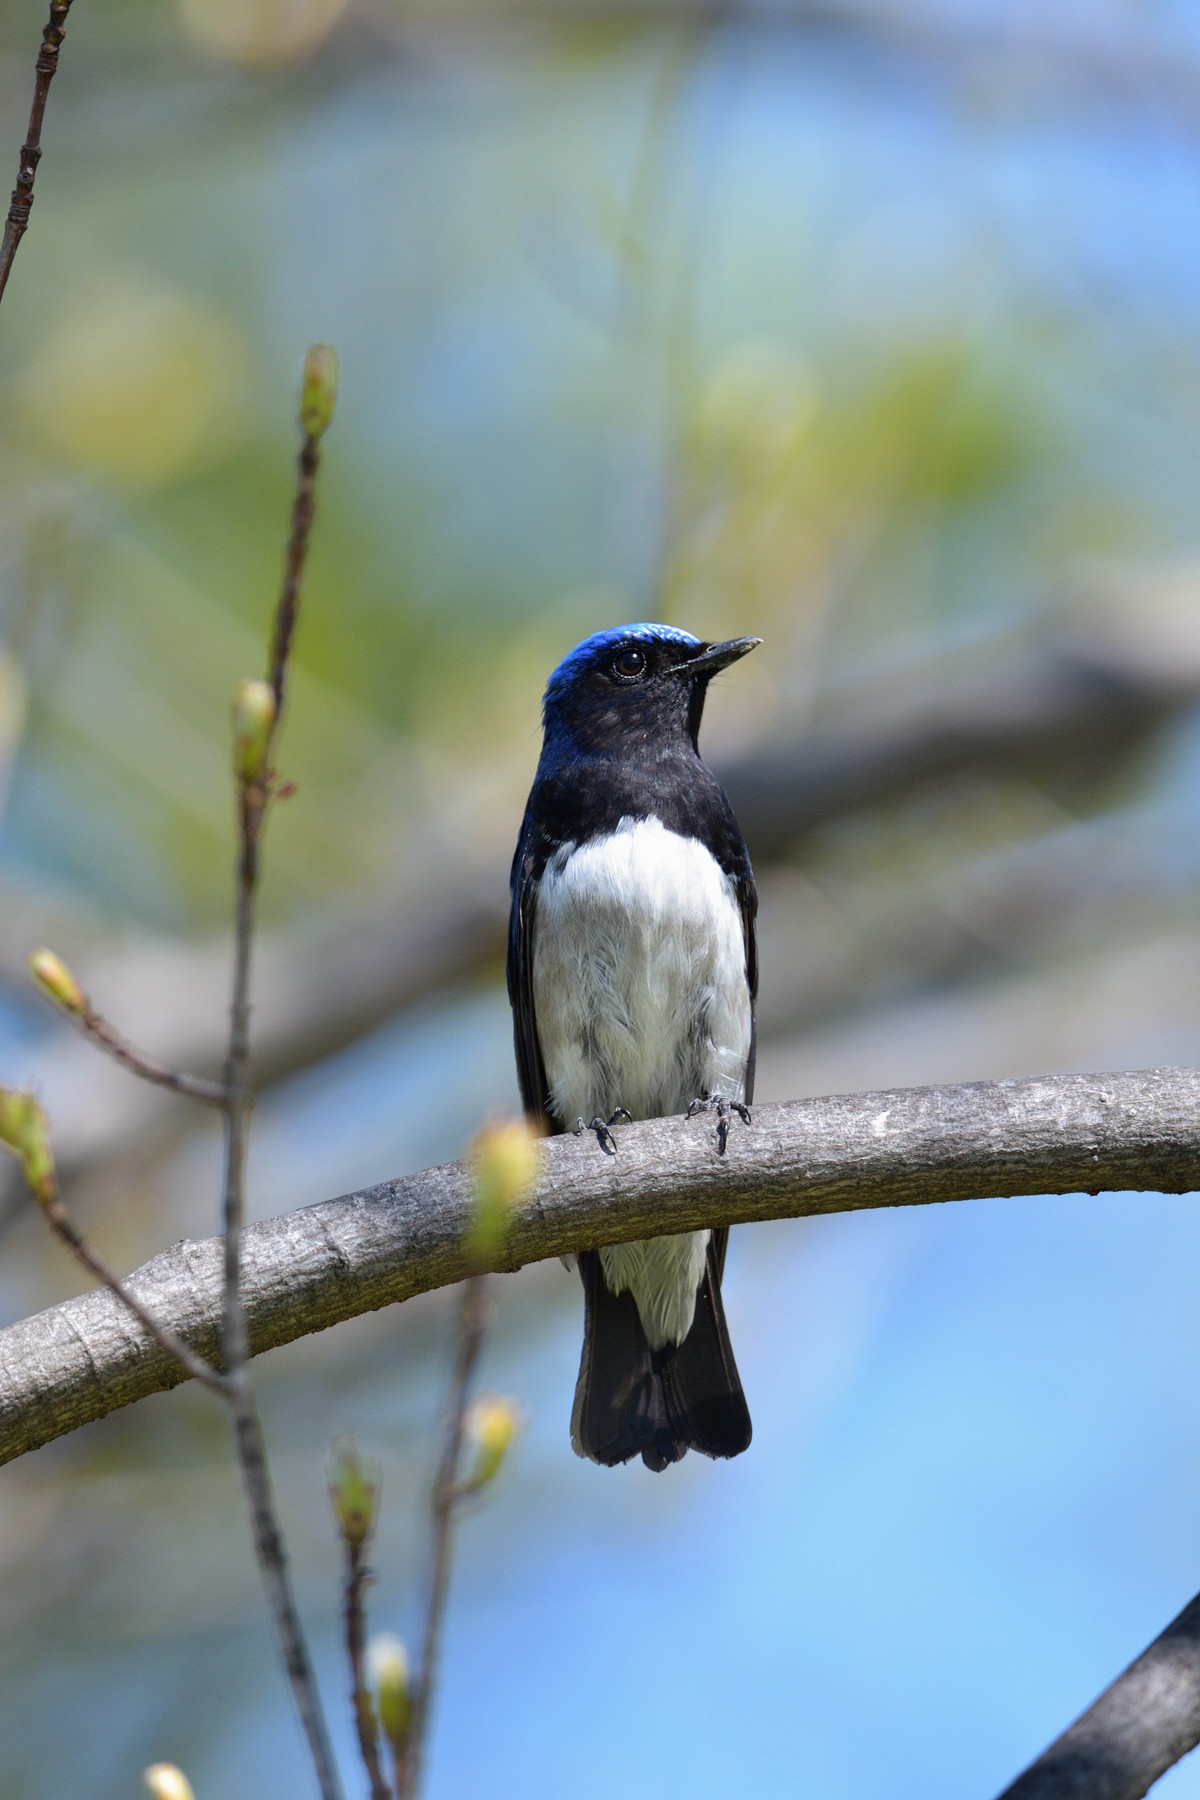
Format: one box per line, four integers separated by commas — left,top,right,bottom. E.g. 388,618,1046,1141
541,623,761,759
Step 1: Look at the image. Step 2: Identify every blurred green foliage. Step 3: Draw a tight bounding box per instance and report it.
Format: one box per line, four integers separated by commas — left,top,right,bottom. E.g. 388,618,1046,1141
0,0,1136,934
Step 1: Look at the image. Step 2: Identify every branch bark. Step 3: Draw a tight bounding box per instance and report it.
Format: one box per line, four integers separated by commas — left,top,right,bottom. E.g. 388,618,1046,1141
3,1064,1198,1470
996,1587,1200,1800
0,0,73,310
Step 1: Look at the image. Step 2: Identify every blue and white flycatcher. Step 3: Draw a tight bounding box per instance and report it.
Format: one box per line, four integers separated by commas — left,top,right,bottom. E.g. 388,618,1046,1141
507,623,760,1469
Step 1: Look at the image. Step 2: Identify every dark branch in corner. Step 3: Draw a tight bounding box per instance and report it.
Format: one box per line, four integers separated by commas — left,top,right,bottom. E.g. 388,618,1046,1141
0,0,73,309
995,1588,1200,1800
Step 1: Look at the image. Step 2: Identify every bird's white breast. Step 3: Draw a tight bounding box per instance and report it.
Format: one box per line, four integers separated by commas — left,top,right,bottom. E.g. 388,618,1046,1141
532,816,752,1348
531,814,751,1130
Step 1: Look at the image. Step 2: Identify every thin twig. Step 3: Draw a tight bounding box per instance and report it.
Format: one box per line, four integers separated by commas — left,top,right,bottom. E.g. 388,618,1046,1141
398,1275,491,1800
40,1193,226,1395
219,393,342,1800
268,429,322,716
67,1005,226,1104
0,0,73,310
344,1537,393,1800
230,1394,342,1795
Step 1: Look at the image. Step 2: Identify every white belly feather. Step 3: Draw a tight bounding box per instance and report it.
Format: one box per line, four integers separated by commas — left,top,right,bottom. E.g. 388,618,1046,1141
532,815,751,1348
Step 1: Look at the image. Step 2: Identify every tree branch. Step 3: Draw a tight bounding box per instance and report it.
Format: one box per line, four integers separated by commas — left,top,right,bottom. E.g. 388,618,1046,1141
0,0,73,310
61,998,227,1105
217,357,342,1800
2,1065,1197,1470
994,1587,1200,1800
399,1274,491,1800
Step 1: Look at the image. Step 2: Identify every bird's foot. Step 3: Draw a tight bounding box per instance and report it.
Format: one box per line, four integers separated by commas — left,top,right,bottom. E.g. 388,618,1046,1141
574,1108,633,1155
686,1094,751,1156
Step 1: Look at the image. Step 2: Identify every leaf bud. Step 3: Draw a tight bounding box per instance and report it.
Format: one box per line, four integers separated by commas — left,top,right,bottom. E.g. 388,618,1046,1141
0,1086,56,1205
28,947,86,1014
231,678,276,782
367,1632,411,1748
463,1394,521,1491
327,1434,380,1549
143,1766,195,1800
467,1117,539,1268
300,343,338,439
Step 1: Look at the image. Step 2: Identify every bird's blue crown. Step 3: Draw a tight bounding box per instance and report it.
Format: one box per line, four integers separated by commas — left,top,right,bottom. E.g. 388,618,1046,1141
544,623,699,710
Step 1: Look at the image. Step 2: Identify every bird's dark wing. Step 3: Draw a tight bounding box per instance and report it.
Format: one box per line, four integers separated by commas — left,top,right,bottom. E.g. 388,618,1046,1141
506,811,554,1134
668,759,758,1105
710,854,757,1290
737,860,758,1107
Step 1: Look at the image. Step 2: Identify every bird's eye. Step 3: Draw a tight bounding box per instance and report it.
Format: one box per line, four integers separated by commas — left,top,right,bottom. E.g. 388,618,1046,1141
611,647,647,682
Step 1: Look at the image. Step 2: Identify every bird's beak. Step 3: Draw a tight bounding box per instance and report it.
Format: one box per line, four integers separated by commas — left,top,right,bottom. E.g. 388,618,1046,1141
678,636,762,677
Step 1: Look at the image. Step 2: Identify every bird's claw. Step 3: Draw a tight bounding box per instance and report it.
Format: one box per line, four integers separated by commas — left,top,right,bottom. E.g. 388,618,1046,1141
574,1108,632,1155
686,1094,752,1156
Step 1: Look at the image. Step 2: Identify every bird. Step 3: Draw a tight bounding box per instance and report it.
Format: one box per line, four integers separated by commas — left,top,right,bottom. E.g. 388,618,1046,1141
507,621,761,1470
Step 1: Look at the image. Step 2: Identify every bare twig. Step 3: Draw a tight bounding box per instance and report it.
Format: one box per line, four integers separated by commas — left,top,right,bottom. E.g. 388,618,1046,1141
398,1275,491,1800
327,1435,390,1799
345,1538,392,1800
268,435,321,716
65,1002,226,1104
0,0,72,310
219,356,342,1800
0,1086,225,1393
39,1189,226,1396
11,354,342,1792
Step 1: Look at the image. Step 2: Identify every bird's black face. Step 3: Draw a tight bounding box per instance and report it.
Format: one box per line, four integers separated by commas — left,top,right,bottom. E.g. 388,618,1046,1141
542,627,761,759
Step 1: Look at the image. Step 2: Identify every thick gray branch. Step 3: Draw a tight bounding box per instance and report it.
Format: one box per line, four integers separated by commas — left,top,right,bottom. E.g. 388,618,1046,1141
2,1066,1198,1471
996,1583,1200,1800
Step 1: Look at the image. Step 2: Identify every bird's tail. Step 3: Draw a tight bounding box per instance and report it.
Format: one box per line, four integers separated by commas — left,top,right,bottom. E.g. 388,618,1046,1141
571,1234,752,1471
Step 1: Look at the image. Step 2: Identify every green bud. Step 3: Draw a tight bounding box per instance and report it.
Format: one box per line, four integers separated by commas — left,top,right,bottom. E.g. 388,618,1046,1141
327,1434,380,1548
367,1632,410,1748
231,678,276,783
467,1117,539,1268
28,948,86,1014
300,343,338,439
0,1087,56,1205
463,1394,521,1491
142,1766,195,1800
